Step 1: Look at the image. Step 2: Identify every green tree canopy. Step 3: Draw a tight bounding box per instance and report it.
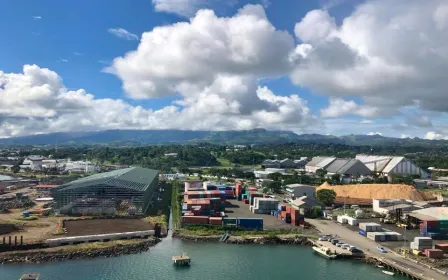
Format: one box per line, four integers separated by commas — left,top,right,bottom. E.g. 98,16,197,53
316,189,337,206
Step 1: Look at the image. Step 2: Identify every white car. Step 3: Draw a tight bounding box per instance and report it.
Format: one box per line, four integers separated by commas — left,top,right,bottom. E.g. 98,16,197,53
336,242,345,247
318,237,329,241
342,244,351,250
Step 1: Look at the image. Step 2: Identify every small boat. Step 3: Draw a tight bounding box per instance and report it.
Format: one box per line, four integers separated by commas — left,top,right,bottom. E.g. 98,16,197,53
312,246,337,259
377,265,384,268
382,270,395,276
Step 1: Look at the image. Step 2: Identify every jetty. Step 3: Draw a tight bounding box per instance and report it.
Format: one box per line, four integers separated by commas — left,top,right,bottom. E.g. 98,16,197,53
172,253,191,266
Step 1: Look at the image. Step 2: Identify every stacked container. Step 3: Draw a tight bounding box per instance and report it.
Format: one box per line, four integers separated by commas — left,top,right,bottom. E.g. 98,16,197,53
435,243,448,253
359,223,382,232
420,219,448,240
411,237,433,251
252,198,279,214
185,190,226,201
248,192,263,205
222,217,237,227
367,232,385,242
235,183,243,199
424,249,444,258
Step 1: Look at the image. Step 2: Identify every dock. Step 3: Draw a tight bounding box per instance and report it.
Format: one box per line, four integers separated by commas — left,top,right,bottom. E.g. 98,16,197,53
172,253,191,266
313,240,362,259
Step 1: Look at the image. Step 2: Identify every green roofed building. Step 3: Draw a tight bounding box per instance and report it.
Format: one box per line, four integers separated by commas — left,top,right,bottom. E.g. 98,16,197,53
51,167,159,215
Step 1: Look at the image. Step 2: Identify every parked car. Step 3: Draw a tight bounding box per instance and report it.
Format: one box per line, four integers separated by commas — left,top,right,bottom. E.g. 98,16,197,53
336,242,345,247
342,244,351,250
318,236,329,241
331,239,339,245
377,246,387,253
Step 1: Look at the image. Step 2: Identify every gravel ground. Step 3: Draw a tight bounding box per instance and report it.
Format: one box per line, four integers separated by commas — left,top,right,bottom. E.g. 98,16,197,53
64,219,152,236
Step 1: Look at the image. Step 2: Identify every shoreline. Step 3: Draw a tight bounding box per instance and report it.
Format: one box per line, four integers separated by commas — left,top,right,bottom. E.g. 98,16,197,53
0,238,161,264
173,231,315,246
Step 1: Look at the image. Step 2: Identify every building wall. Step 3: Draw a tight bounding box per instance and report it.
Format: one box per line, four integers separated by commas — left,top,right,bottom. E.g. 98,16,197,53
287,185,315,199
388,159,429,178
142,175,160,214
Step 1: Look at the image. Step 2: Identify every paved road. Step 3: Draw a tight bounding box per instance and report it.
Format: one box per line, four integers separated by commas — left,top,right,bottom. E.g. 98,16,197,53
307,219,446,280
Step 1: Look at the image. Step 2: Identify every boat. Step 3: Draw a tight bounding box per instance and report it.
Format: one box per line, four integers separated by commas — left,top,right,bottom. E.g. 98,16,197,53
376,265,384,268
382,270,395,276
19,274,40,280
312,246,337,259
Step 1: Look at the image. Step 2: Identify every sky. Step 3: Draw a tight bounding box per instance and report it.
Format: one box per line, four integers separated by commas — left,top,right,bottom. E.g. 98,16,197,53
1,0,448,139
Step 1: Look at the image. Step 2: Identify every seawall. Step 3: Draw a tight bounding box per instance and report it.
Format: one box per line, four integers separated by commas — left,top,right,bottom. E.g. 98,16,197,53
0,238,161,264
173,232,313,245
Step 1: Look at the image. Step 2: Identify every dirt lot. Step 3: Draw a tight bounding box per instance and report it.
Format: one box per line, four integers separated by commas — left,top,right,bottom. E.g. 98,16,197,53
224,199,296,230
64,219,153,236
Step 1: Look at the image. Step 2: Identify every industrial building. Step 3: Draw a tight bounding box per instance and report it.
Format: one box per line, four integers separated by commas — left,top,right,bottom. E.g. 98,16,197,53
372,199,429,215
290,196,324,215
325,159,371,182
305,157,336,173
51,167,159,215
408,207,448,240
355,155,429,178
261,158,308,169
284,184,315,200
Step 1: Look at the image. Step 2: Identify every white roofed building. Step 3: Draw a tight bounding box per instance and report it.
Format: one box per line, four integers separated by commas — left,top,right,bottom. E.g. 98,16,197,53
305,157,336,173
356,155,429,179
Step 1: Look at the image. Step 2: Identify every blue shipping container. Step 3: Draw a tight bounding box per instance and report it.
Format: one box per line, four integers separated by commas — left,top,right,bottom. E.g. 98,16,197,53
274,210,278,217
237,218,263,230
207,185,217,191
359,229,367,236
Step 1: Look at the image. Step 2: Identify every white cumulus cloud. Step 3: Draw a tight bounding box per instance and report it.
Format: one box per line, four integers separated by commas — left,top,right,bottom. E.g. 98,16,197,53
108,28,139,41
0,65,316,137
152,0,236,17
424,131,448,140
291,0,448,116
320,98,378,118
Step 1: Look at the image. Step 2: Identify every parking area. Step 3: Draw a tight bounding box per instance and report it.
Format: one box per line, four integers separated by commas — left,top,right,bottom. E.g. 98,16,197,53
224,199,295,229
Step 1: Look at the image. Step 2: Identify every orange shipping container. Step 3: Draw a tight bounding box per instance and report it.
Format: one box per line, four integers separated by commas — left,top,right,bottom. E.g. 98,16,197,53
209,217,223,225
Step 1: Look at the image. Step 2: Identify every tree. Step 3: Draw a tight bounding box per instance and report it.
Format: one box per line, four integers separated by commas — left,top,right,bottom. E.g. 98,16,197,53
11,165,20,173
262,180,282,194
316,169,327,178
267,172,283,182
316,189,337,206
330,173,341,183
310,206,323,218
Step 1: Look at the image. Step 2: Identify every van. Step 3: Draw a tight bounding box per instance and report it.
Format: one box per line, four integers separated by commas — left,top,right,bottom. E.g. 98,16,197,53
350,205,359,209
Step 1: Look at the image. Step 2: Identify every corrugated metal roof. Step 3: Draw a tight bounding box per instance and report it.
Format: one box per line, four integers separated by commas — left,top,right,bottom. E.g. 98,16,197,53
382,157,405,173
326,159,354,173
306,157,327,167
411,207,448,220
316,157,336,168
355,155,393,172
55,167,158,193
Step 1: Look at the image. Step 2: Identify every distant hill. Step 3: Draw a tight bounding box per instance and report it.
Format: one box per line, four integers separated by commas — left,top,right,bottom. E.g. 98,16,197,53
0,129,447,147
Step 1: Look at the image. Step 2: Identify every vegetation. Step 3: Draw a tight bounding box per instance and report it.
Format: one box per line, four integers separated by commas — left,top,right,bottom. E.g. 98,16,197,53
179,225,317,238
170,181,182,230
316,189,337,206
17,215,39,221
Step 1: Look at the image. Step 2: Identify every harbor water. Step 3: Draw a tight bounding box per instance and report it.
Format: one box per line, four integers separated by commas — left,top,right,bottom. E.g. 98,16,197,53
0,235,406,280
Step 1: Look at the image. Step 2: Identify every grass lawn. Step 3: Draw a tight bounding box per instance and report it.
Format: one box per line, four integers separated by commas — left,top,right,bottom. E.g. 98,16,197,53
178,225,318,238
217,158,232,167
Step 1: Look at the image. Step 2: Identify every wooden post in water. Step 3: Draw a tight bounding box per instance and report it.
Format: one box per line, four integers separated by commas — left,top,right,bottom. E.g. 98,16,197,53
8,236,11,246
14,236,17,245
21,235,23,245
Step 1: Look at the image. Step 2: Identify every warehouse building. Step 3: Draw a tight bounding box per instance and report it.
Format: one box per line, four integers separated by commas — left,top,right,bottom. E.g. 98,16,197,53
284,184,315,200
355,155,429,178
51,167,159,215
325,159,372,183
305,157,336,173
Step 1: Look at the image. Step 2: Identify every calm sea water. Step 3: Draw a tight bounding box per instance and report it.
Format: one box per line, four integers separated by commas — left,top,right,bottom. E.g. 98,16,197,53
0,235,405,280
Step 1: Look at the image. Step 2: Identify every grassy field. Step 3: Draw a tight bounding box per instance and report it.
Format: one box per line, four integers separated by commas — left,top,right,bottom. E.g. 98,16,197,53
217,157,232,167
171,181,181,230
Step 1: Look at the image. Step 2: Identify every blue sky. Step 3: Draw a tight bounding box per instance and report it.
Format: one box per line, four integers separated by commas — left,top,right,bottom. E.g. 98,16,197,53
0,0,447,139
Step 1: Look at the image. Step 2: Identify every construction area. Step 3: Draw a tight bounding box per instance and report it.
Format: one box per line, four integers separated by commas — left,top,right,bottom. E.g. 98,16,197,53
51,167,160,215
63,219,154,237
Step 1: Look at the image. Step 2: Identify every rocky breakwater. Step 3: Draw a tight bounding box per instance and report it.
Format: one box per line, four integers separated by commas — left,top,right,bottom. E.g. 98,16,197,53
0,238,161,264
174,232,313,246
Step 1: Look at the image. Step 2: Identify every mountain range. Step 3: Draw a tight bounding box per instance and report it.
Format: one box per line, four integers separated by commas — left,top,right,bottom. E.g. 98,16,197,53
0,129,445,147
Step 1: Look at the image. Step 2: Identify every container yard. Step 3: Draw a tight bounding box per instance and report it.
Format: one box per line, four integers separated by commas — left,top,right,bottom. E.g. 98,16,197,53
181,181,306,230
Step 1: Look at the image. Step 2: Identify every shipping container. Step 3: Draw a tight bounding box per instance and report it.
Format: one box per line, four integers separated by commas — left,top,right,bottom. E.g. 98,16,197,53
182,216,209,225
209,217,223,225
237,218,263,230
359,229,367,236
424,249,444,259
434,243,448,253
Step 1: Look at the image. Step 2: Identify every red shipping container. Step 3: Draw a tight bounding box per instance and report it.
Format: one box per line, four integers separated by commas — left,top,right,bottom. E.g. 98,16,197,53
434,244,448,254
209,217,223,225
248,187,257,191
182,216,209,224
425,249,444,259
